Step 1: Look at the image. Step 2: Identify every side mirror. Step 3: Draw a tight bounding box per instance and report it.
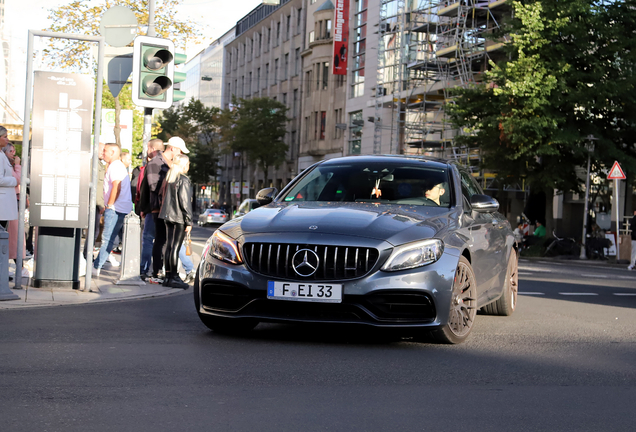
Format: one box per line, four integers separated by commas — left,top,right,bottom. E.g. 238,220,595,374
256,187,278,206
470,194,499,213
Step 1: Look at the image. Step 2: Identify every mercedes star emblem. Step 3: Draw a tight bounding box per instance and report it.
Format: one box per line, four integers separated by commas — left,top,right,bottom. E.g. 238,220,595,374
292,249,320,277
309,225,318,230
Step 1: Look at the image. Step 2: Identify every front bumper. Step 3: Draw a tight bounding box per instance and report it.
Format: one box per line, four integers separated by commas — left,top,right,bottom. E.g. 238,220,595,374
197,245,460,328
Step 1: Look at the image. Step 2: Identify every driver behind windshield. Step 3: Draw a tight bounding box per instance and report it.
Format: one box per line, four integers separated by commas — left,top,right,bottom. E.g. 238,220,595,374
424,182,446,206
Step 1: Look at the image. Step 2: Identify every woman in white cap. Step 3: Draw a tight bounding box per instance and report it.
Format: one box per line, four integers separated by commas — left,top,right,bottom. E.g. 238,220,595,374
158,153,192,289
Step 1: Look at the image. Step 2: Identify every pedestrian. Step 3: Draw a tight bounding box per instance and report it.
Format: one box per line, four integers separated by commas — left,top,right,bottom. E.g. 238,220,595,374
130,153,143,214
137,139,163,278
121,149,132,171
146,136,189,284
92,143,132,276
2,143,26,265
158,154,192,289
84,142,106,259
533,220,546,238
179,244,196,283
0,126,17,230
628,210,636,270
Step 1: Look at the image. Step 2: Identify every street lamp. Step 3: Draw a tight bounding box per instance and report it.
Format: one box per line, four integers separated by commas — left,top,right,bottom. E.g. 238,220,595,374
580,134,598,259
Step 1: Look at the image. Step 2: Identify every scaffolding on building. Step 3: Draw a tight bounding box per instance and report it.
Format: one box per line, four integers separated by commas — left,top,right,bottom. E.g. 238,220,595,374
374,0,511,175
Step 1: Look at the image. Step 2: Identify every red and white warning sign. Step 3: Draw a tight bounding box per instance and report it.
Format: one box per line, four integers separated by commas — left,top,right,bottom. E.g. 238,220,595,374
607,161,626,180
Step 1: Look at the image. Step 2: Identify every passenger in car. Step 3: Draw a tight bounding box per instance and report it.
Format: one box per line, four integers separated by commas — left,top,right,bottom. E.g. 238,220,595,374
424,182,447,206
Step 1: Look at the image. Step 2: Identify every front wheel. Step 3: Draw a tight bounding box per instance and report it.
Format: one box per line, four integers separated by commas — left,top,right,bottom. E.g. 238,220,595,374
431,256,477,344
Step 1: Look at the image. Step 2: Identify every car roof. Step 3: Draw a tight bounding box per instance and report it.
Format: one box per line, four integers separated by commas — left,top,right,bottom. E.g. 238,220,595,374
318,154,451,171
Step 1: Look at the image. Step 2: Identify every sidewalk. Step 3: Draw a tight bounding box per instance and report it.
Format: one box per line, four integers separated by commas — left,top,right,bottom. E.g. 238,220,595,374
521,255,632,270
0,254,198,310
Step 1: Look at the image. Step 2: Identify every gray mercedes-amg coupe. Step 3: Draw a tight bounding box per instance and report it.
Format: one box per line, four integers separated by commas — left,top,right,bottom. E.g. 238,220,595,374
195,155,518,343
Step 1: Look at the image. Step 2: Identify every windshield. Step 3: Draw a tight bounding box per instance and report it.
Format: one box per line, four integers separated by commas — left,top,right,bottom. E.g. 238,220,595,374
282,162,452,207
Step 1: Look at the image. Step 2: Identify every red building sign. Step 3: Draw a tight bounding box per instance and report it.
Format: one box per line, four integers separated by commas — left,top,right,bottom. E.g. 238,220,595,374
333,0,349,75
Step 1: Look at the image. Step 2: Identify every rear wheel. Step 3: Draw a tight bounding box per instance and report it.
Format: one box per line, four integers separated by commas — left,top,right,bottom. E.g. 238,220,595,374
193,273,258,334
482,249,518,316
431,256,477,344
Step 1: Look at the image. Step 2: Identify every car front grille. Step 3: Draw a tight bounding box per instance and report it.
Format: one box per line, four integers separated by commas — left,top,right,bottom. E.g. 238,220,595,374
242,243,380,281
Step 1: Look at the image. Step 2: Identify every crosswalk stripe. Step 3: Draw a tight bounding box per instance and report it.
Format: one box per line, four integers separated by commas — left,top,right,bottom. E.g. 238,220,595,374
613,293,636,296
519,292,545,295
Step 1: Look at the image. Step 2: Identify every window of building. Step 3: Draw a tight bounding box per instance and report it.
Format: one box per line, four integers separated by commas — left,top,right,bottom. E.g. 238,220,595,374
284,53,289,80
320,111,326,140
322,62,329,90
227,52,232,73
314,112,318,140
276,22,280,46
295,48,300,76
282,93,287,108
286,15,291,40
257,33,261,54
351,0,367,98
240,76,244,97
315,63,320,90
308,30,315,44
304,116,310,142
248,72,252,94
274,58,279,83
306,71,312,94
351,70,364,98
310,0,316,4
265,63,270,87
293,89,298,118
326,20,332,38
297,8,302,34
349,111,363,154
267,28,271,51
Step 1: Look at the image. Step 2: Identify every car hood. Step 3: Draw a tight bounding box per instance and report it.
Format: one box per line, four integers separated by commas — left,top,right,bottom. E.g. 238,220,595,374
228,202,455,246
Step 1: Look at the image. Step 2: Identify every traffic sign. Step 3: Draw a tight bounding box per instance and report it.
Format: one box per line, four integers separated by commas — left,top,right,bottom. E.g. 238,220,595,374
607,161,626,180
100,6,138,47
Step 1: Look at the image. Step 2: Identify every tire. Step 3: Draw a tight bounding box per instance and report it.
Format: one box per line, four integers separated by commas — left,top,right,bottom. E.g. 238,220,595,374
431,256,477,344
193,273,258,334
482,249,518,316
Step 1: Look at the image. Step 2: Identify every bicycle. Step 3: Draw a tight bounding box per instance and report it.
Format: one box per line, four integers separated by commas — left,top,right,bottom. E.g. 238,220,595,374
543,230,580,257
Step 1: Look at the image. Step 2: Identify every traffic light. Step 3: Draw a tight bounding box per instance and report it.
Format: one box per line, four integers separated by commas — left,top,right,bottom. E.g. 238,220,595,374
132,35,184,109
172,53,187,103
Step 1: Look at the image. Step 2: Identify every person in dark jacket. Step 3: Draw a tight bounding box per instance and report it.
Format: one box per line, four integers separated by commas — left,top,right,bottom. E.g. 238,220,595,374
158,154,192,289
137,139,163,278
146,137,188,283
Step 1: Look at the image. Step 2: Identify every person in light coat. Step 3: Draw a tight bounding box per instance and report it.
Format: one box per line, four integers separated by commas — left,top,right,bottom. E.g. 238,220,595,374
0,126,18,229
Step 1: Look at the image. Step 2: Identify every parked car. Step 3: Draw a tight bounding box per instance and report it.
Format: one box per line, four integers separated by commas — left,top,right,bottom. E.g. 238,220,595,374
233,198,261,219
195,155,518,344
197,209,228,226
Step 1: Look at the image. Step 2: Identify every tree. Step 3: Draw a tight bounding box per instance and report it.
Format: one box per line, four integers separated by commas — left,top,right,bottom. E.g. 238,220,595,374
219,97,289,190
159,98,221,186
43,0,201,71
43,0,202,144
447,0,636,226
101,79,145,167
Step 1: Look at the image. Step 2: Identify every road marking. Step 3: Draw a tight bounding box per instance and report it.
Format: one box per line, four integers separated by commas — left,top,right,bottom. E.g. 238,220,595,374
559,292,598,296
519,292,545,295
581,274,608,279
613,293,636,296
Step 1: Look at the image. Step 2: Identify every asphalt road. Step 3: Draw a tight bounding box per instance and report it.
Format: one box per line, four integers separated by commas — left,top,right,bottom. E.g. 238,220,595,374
1,230,635,431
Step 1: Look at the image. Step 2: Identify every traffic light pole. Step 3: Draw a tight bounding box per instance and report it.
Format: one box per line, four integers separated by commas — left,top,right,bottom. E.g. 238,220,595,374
142,107,153,166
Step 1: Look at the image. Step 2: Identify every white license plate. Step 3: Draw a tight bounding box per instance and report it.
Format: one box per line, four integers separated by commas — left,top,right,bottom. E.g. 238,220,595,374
267,281,342,303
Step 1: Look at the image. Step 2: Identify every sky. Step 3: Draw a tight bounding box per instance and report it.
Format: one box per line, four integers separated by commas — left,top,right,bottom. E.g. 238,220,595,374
4,0,263,117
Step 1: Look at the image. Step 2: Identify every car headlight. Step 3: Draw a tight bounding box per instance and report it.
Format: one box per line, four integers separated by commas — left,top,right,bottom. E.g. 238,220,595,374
381,239,444,272
209,230,243,265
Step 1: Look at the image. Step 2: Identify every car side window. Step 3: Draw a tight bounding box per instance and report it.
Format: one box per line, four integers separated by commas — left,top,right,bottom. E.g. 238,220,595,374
459,171,478,203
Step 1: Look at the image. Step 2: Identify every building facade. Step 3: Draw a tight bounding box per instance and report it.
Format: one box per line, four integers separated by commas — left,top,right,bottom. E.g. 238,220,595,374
220,0,305,209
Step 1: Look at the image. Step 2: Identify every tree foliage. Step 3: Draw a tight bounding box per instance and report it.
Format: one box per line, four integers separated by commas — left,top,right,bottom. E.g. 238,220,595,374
159,98,221,185
43,0,202,71
447,0,636,195
219,97,289,183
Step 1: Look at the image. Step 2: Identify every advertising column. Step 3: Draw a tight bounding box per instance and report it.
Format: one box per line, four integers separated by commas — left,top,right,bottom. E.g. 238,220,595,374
30,72,94,288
